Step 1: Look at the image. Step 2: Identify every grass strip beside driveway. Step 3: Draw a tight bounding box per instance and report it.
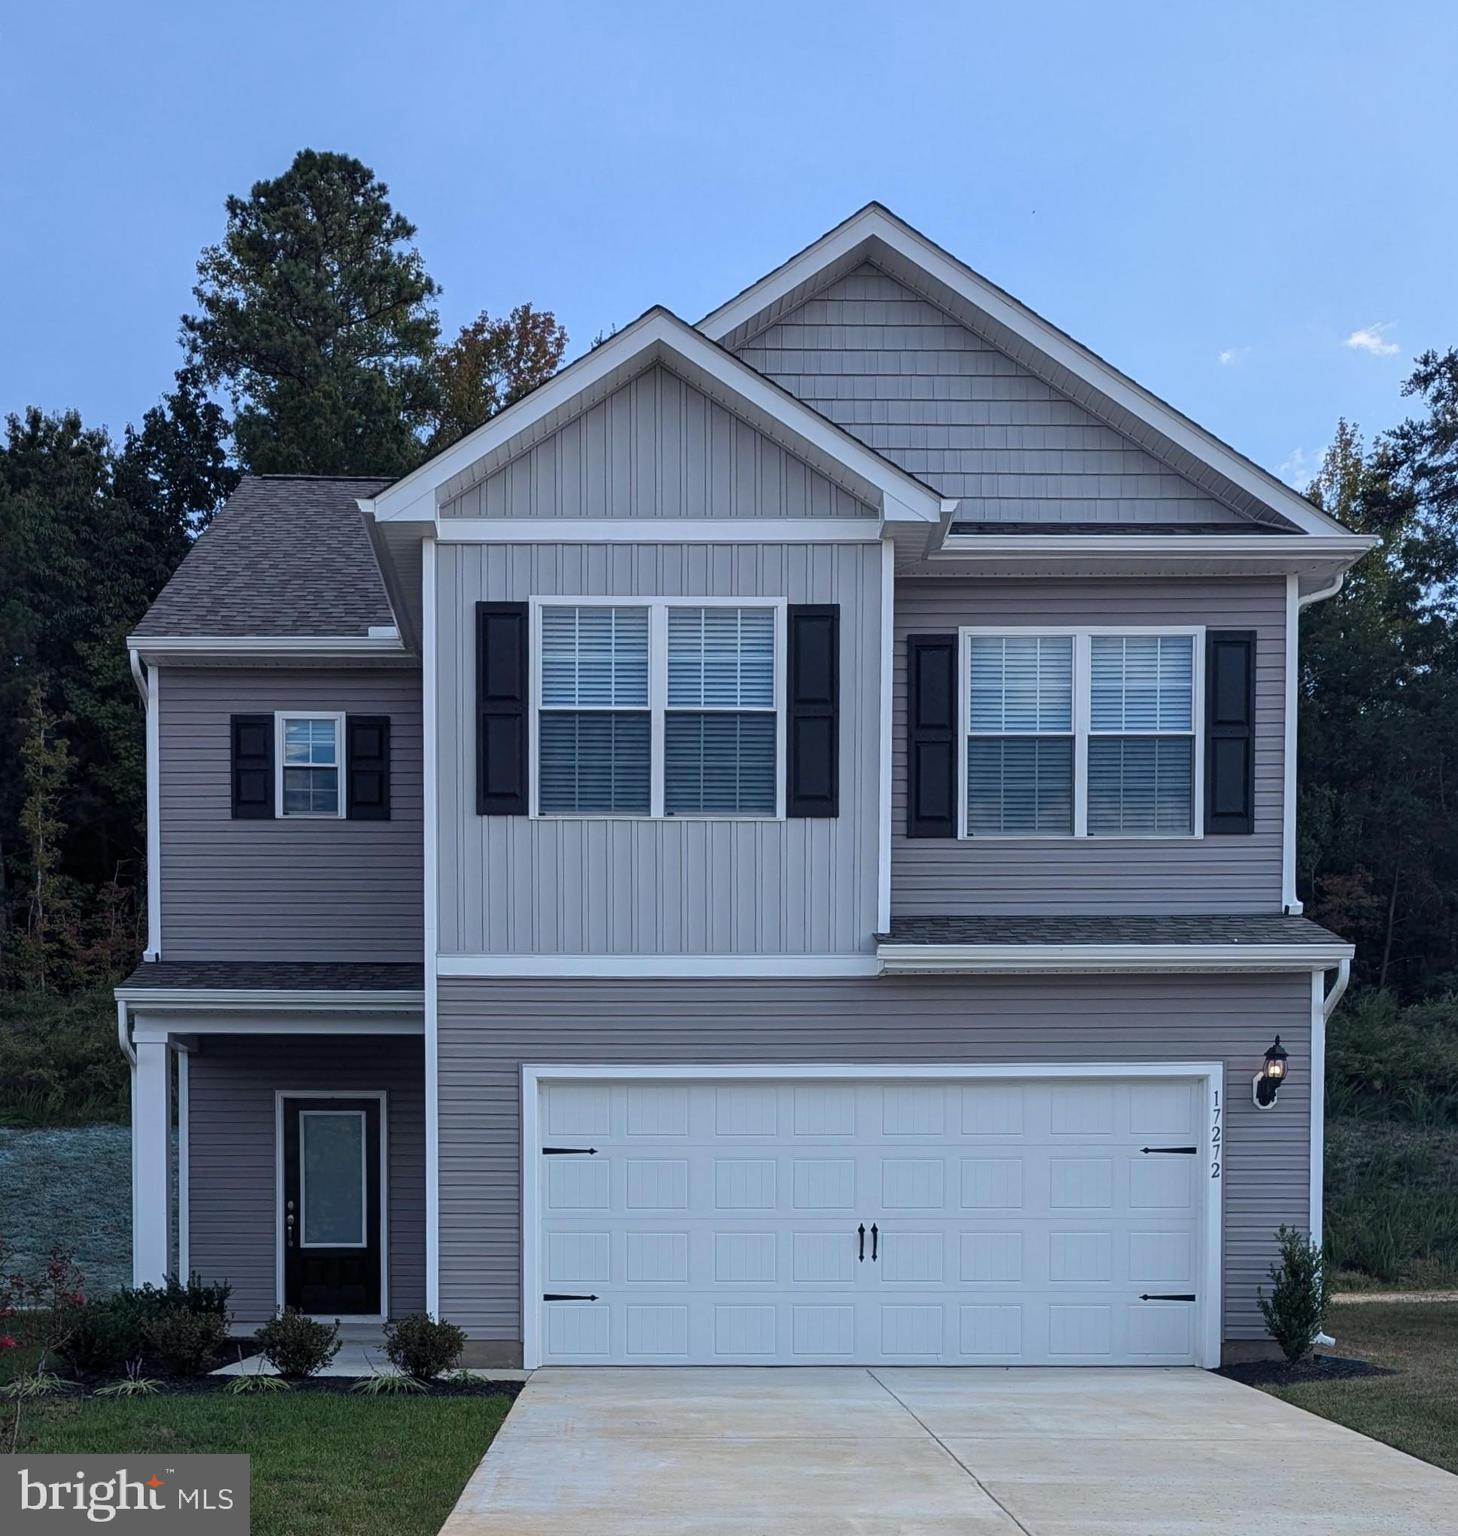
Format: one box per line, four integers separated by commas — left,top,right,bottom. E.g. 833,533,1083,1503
1264,1301,1458,1475
12,1391,511,1536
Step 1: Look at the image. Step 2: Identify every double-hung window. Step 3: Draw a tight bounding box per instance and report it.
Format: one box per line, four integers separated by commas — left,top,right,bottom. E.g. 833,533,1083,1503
277,713,344,817
538,606,651,814
535,600,782,818
962,630,1200,838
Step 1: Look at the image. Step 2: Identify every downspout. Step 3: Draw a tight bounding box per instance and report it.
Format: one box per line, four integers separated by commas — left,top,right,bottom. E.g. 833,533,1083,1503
128,647,148,705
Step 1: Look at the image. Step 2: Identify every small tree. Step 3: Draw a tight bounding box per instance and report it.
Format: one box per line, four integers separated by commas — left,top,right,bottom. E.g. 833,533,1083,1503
1258,1225,1331,1364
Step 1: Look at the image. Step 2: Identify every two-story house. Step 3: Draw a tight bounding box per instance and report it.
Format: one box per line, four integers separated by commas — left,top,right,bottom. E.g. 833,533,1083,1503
116,206,1368,1368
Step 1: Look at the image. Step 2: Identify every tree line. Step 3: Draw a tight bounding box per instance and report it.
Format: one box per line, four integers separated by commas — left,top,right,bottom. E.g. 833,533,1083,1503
3,147,1457,998
0,150,565,989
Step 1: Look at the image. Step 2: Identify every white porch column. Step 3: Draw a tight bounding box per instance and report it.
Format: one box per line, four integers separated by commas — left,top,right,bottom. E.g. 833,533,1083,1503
132,1040,172,1285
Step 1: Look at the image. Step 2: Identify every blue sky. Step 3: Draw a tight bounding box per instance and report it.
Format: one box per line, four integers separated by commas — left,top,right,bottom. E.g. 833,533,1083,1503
2,0,1454,488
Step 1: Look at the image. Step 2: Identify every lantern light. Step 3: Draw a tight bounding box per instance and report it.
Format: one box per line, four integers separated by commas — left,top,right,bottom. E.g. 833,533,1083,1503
1253,1035,1289,1109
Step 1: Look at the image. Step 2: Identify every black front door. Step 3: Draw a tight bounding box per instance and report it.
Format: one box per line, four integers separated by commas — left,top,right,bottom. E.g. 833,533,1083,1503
282,1097,382,1316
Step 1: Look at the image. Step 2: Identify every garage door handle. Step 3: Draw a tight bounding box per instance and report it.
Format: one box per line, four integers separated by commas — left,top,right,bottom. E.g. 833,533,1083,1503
871,1223,878,1262
858,1223,865,1262
544,1293,599,1302
1139,1293,1196,1302
1140,1146,1197,1155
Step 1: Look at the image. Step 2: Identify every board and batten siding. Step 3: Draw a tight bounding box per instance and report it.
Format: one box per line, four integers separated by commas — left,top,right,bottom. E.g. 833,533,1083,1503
734,264,1252,524
892,576,1286,916
436,540,882,956
185,1035,425,1323
156,668,423,961
437,972,1310,1356
439,364,874,521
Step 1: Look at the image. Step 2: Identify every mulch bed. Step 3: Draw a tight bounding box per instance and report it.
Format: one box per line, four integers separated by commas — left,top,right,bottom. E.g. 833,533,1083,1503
1216,1353,1396,1387
57,1373,524,1399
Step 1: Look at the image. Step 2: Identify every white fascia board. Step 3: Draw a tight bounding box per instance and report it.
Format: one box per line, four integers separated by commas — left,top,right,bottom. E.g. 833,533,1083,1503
934,534,1375,562
699,204,1355,539
130,1015,423,1044
435,518,884,544
876,942,1354,975
114,987,425,1012
128,635,409,662
437,954,882,979
363,308,942,527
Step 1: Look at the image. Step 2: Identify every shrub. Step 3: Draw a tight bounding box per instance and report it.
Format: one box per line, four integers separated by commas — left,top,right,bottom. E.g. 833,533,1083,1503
57,1299,134,1376
1258,1225,1331,1363
257,1310,340,1378
383,1315,466,1380
144,1310,229,1377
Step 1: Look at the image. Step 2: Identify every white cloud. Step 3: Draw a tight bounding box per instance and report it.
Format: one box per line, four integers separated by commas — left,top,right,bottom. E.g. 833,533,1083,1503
1343,323,1400,358
1217,347,1248,366
1278,446,1324,489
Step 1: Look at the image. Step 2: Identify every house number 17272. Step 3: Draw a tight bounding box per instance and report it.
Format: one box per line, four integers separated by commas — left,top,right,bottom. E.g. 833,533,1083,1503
1210,1089,1222,1180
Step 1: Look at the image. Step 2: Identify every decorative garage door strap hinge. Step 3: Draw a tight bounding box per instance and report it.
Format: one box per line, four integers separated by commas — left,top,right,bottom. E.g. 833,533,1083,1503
1140,1145,1198,1154
542,1146,598,1155
543,1293,600,1302
1139,1293,1197,1302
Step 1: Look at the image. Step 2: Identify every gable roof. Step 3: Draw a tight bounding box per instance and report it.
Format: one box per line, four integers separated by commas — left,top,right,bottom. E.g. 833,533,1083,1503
128,475,405,654
699,204,1356,540
364,306,949,526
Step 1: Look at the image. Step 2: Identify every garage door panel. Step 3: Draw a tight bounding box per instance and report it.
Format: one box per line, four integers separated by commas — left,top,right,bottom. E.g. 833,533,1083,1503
535,1076,1205,1366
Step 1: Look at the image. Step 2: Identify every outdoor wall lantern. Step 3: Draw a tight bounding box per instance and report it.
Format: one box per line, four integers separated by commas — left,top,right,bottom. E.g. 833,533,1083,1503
1252,1035,1289,1110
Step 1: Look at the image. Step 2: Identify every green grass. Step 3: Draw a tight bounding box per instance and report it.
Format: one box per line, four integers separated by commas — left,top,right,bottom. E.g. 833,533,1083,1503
1265,1302,1458,1474
10,1391,512,1536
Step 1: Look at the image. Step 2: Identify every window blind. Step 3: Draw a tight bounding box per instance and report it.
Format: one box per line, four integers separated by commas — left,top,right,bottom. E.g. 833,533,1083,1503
966,635,1074,834
1089,634,1195,834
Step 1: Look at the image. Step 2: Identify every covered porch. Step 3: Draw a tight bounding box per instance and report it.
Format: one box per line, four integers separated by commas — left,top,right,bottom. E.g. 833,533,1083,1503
114,961,426,1326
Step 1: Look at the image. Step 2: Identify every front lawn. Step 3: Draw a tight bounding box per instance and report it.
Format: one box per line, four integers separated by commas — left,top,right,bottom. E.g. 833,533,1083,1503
1263,1302,1458,1474
10,1391,511,1536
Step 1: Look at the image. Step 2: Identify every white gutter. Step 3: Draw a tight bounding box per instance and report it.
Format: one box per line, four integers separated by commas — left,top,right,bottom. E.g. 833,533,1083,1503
113,987,425,1012
935,533,1375,561
876,941,1354,975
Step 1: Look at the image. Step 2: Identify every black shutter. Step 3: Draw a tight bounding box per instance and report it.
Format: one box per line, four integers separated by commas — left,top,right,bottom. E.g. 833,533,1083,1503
786,604,839,818
477,602,529,815
346,715,391,820
231,714,274,819
1205,630,1255,835
907,635,958,838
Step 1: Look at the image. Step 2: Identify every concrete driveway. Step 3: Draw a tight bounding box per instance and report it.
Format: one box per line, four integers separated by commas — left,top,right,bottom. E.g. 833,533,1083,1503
440,1366,1458,1535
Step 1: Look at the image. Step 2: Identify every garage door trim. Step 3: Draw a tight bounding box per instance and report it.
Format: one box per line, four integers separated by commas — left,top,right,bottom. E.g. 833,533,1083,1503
521,1062,1225,1369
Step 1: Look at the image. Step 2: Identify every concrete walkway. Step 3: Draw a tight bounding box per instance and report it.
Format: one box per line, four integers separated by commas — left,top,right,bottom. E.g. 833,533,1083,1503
439,1366,1458,1535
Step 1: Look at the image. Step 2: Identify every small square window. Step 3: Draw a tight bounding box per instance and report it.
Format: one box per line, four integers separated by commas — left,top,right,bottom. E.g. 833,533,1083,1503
279,716,342,817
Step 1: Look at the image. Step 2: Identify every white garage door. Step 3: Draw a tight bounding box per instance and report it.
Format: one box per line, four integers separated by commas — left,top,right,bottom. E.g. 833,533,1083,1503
530,1074,1210,1366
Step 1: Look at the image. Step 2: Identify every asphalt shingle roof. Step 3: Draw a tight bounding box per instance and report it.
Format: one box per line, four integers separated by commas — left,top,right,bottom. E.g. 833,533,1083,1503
876,915,1347,946
131,475,395,639
118,961,424,992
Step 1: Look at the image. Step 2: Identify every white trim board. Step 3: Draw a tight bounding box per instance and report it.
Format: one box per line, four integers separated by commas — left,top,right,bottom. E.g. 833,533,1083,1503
422,535,441,1317
521,1061,1226,1371
437,954,882,979
129,1016,424,1045
274,1090,389,1322
698,203,1356,542
437,518,885,544
361,308,945,527
115,988,424,1011
127,635,409,662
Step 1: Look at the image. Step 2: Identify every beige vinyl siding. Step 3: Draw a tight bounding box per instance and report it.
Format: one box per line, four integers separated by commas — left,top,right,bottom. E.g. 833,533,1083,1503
735,263,1250,525
892,576,1286,915
157,668,423,961
440,363,874,521
437,972,1311,1354
185,1035,425,1323
436,539,882,956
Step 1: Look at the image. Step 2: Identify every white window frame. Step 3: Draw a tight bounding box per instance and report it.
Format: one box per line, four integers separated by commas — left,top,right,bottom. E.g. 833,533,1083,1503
275,711,346,819
530,596,787,821
958,626,1205,840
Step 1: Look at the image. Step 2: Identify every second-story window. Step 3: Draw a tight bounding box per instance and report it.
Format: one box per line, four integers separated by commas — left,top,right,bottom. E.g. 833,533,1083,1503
963,629,1201,838
539,606,651,814
534,600,782,818
277,714,344,817
666,607,776,814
